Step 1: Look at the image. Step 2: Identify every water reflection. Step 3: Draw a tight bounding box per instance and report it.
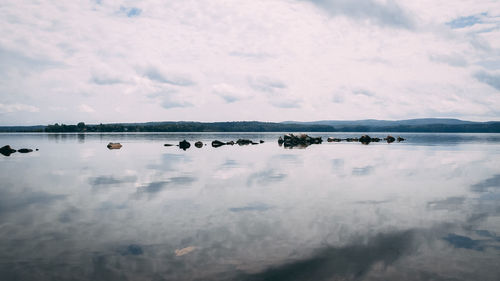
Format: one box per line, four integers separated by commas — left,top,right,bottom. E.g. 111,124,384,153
0,133,500,280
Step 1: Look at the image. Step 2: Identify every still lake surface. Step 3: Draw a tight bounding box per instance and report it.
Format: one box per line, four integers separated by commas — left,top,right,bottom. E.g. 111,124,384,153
1,132,500,281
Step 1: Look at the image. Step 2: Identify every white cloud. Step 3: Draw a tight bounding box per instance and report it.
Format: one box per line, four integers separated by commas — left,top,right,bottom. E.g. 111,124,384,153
0,0,499,125
78,104,95,113
0,103,39,113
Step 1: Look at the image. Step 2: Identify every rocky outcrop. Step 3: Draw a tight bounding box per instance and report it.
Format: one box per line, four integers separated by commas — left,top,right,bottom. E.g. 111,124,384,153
236,139,258,145
17,148,33,153
212,140,226,148
0,145,16,156
279,134,322,148
107,143,122,149
385,135,396,143
359,135,372,144
179,140,190,150
194,141,203,148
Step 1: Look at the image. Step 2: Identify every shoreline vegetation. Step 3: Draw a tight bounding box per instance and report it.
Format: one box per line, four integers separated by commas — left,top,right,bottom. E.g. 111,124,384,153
1,119,500,133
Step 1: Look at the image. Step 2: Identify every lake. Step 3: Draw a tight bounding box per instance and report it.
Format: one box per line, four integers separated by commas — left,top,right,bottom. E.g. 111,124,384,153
1,133,500,281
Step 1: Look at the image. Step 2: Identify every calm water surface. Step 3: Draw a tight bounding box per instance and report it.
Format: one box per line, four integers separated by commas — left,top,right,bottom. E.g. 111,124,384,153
1,133,500,281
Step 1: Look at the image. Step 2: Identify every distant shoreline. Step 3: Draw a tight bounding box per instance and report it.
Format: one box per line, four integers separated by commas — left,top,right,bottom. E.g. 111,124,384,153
1,119,499,133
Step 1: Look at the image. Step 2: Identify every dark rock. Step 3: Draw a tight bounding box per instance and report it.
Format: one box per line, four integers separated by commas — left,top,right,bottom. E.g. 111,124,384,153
35,148,39,151
164,144,174,146
371,137,381,142
194,141,203,148
327,137,341,142
107,142,122,149
226,141,235,145
397,136,405,142
359,135,372,144
236,139,253,145
260,140,264,143
0,145,16,156
385,135,396,143
212,140,226,148
179,140,190,150
278,136,284,145
18,148,33,153
280,134,322,148
345,138,358,142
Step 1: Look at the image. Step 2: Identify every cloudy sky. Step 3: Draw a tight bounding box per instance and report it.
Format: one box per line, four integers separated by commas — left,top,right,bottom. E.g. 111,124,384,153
1,0,499,125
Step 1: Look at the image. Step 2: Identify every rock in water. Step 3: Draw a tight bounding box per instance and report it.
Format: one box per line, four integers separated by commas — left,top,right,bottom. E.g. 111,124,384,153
0,145,16,156
107,143,122,149
359,135,372,144
164,144,174,146
17,148,33,153
385,135,396,143
194,141,203,148
179,140,191,150
212,140,226,148
397,136,405,142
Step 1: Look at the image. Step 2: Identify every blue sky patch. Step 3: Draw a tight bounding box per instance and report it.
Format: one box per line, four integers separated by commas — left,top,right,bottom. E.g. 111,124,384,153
447,15,482,28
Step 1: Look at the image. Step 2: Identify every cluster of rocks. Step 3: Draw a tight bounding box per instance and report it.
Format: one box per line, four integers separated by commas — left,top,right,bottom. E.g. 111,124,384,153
0,145,37,156
278,134,323,148
170,139,265,150
326,135,405,144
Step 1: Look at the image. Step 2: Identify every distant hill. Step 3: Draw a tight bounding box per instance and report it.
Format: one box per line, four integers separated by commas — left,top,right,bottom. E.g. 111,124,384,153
282,118,478,127
0,119,499,133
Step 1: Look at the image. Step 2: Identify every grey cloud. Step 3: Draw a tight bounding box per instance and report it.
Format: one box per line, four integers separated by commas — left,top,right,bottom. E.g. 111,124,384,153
427,196,466,211
302,0,414,29
142,66,195,86
249,77,286,93
353,89,376,97
474,71,500,91
161,98,193,109
0,190,67,214
229,202,272,212
138,176,197,193
270,99,301,108
91,75,123,85
429,54,468,67
471,174,500,193
247,169,287,186
352,165,374,176
89,175,137,186
239,229,417,281
0,46,60,75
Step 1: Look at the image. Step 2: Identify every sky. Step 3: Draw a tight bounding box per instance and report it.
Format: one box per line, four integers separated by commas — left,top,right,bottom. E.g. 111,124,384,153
0,0,500,125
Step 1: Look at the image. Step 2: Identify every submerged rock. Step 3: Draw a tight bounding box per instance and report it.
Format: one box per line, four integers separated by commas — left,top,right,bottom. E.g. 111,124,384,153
260,140,265,144
107,143,122,149
212,140,226,148
0,145,16,156
179,140,191,150
164,144,174,147
226,141,235,145
17,148,33,153
194,141,203,148
397,136,405,142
